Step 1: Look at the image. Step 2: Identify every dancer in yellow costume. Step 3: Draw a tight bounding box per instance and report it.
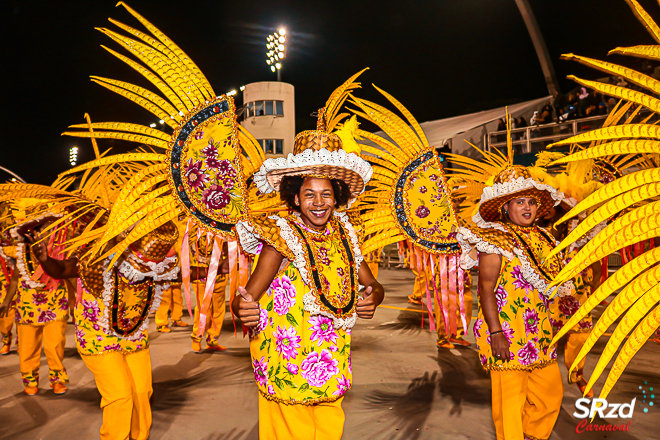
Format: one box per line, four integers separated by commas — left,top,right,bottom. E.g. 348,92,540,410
26,221,180,440
0,209,72,396
233,101,383,438
452,129,572,439
0,245,17,355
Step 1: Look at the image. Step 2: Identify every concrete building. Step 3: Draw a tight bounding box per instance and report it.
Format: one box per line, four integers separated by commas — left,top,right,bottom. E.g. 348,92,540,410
239,81,295,157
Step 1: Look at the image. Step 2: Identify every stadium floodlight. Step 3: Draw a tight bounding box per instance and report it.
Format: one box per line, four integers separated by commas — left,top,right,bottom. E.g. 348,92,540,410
266,28,286,80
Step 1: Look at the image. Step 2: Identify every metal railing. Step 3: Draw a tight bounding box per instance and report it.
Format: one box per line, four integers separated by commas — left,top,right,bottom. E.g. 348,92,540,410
485,114,609,154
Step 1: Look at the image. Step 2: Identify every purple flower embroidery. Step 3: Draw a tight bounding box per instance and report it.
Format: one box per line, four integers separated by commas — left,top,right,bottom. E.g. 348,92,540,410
268,385,276,395
201,184,230,210
33,292,48,306
252,356,268,387
37,310,56,323
333,374,351,396
558,296,580,317
301,349,339,388
336,267,345,277
184,158,210,190
429,174,438,181
93,323,100,331
523,308,540,336
270,276,296,316
194,130,205,140
317,247,330,266
82,299,100,322
75,328,85,342
286,362,299,375
348,355,352,374
96,335,104,342
578,320,592,330
419,186,428,194
309,316,338,346
517,341,540,366
104,343,122,351
479,354,487,365
511,266,534,293
58,297,69,311
473,318,483,339
274,326,301,361
415,205,430,219
549,346,558,360
216,159,235,177
202,143,217,158
205,156,221,169
495,285,507,313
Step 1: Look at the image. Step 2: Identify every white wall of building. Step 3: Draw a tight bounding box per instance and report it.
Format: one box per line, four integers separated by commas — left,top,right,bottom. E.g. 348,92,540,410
240,82,295,157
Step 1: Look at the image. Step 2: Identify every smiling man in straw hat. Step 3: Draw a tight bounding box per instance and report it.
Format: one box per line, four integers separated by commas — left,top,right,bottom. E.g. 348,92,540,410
232,88,383,438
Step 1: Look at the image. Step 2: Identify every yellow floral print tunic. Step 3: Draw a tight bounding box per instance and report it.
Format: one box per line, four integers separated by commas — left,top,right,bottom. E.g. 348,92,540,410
459,222,574,371
15,283,69,326
75,256,179,356
239,212,362,405
549,249,593,334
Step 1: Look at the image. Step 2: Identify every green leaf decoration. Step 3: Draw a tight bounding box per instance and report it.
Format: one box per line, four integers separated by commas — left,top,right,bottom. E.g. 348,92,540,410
286,313,299,327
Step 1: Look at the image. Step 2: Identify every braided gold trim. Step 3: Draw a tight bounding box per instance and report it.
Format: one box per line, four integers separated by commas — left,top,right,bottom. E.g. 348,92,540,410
257,388,346,406
484,359,557,372
78,343,150,357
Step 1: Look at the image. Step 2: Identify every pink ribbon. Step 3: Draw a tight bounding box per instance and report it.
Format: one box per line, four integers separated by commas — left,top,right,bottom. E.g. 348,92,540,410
76,278,84,305
436,254,450,334
447,254,458,336
417,247,436,332
456,257,468,333
197,234,222,338
180,219,194,319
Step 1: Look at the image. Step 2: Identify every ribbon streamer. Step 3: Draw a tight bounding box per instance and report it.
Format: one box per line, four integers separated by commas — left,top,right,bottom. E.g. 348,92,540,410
180,219,194,319
196,234,222,338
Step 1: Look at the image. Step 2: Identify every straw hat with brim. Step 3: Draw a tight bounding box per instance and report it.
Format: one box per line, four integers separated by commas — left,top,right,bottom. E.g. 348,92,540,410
478,166,563,222
253,130,373,198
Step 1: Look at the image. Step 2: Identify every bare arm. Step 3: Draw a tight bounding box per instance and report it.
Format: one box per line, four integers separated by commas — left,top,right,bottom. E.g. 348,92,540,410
0,270,19,318
231,244,284,327
478,252,510,361
356,262,385,319
24,231,79,279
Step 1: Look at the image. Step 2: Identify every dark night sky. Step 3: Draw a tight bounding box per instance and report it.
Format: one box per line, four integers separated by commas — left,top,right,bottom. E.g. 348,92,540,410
2,0,658,184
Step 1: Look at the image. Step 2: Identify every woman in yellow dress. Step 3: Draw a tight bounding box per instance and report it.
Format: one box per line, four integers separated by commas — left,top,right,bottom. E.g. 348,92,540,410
233,129,384,440
457,165,573,440
24,221,183,440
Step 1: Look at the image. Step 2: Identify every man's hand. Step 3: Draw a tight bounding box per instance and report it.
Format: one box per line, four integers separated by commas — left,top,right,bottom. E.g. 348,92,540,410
356,286,376,319
235,286,261,328
490,332,511,362
24,230,49,264
0,301,12,318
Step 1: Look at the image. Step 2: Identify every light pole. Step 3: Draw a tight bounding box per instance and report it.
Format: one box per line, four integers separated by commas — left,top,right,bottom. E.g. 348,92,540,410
266,28,286,81
69,146,78,167
514,0,560,96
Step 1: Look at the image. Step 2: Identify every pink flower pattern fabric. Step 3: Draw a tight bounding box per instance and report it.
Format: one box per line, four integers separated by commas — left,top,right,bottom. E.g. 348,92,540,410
249,228,353,405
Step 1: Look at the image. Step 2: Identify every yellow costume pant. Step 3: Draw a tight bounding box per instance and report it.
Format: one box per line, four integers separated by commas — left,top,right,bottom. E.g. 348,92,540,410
0,306,15,345
258,394,345,440
155,284,184,327
366,261,379,280
564,331,589,383
83,349,153,440
191,275,227,345
410,264,427,301
17,321,68,387
435,287,473,340
490,362,563,440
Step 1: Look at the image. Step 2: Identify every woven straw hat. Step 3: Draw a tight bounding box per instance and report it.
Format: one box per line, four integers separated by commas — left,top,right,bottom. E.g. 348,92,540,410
478,166,561,222
253,130,372,198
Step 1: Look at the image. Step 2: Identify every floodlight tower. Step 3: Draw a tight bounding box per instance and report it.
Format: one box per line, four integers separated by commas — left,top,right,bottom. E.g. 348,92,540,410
266,28,287,81
69,146,78,167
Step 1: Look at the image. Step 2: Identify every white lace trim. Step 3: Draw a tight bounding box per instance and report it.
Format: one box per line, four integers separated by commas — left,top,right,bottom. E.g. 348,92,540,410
252,148,373,198
99,255,174,342
479,176,564,208
120,254,179,282
456,226,514,270
456,225,573,298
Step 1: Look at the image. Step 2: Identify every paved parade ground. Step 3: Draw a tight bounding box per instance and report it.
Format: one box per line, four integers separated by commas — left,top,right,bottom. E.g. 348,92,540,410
1,268,659,440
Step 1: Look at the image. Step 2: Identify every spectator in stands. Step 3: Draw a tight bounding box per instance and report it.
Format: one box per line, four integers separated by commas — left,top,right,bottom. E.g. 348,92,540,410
537,101,554,124
512,116,527,141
